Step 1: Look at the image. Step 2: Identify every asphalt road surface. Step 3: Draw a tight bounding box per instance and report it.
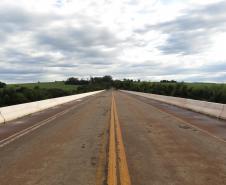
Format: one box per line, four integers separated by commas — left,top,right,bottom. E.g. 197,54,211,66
0,90,226,185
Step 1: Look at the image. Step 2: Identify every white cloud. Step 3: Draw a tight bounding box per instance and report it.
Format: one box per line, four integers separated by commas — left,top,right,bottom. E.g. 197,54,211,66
0,0,226,83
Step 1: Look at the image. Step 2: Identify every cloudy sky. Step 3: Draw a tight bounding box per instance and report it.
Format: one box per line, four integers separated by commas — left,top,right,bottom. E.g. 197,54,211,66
0,0,226,83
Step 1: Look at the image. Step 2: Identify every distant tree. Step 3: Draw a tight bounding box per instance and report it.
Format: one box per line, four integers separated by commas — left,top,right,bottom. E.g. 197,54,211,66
0,81,6,88
160,80,177,83
65,77,79,85
102,75,113,83
89,75,113,89
65,77,89,85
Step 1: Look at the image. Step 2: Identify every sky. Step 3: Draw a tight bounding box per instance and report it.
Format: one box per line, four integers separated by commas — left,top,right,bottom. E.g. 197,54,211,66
0,0,226,83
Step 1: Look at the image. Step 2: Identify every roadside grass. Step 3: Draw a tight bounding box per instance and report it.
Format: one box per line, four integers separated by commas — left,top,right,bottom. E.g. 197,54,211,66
8,81,78,91
185,82,226,88
152,82,226,90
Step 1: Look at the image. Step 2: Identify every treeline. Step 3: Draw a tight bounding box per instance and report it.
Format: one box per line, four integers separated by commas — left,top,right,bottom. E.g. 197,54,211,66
65,76,113,89
0,86,75,107
65,75,113,92
1,76,226,107
113,79,226,104
0,76,113,107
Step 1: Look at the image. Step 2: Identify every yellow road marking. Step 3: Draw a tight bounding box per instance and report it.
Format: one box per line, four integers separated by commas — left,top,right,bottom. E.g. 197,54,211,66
113,96,132,185
108,94,117,185
108,92,132,185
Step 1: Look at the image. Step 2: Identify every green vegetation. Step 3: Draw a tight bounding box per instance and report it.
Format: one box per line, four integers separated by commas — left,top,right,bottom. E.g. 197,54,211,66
0,81,79,107
1,76,226,107
113,80,226,104
0,76,113,107
0,81,6,88
8,81,78,92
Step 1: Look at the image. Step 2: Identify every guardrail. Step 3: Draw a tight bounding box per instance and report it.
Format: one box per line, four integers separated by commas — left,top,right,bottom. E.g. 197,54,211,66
121,90,226,120
0,90,104,124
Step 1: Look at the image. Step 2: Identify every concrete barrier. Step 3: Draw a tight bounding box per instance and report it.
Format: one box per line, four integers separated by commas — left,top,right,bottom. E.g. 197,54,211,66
121,90,226,120
0,90,104,124
0,111,5,123
219,105,226,119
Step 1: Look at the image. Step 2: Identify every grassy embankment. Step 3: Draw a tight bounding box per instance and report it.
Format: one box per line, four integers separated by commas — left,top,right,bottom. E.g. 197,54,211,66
0,81,79,107
8,81,78,91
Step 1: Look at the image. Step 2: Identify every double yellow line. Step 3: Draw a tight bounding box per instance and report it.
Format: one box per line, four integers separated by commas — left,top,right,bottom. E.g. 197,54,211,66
108,93,132,185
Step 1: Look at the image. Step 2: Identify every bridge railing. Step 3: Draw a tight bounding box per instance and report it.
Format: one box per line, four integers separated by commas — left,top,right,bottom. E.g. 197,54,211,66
121,90,226,120
0,90,104,124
